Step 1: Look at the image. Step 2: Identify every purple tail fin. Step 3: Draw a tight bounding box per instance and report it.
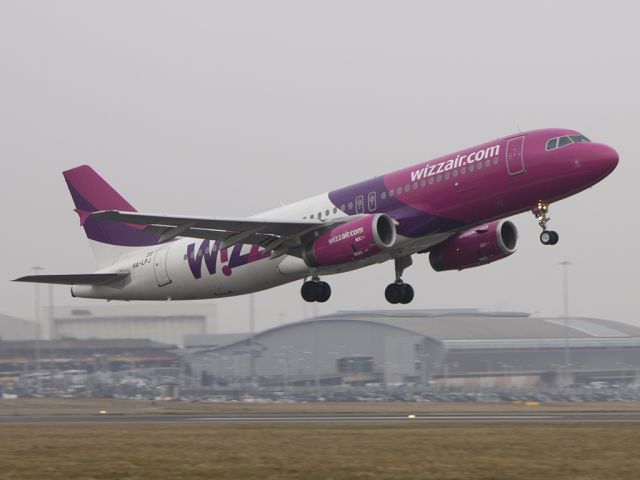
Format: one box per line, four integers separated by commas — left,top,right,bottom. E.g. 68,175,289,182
63,165,160,247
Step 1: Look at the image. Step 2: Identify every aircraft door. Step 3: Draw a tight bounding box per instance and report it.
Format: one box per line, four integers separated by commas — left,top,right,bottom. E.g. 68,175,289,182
506,136,525,176
153,248,172,287
367,192,377,211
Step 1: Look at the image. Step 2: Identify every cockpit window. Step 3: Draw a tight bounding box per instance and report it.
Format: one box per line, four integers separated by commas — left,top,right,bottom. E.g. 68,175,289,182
570,135,590,143
546,134,592,151
545,138,558,151
557,136,572,147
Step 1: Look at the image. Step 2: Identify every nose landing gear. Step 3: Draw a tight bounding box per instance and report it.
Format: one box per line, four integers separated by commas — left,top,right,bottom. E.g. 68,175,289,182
385,256,414,304
301,275,331,303
533,201,559,245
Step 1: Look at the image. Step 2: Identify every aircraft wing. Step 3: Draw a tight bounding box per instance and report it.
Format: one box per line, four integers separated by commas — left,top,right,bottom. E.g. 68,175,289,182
89,210,344,253
13,273,129,285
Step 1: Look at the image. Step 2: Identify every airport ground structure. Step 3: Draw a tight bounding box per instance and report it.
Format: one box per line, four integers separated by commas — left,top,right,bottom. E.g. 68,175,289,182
186,310,640,390
2,309,640,398
47,304,217,346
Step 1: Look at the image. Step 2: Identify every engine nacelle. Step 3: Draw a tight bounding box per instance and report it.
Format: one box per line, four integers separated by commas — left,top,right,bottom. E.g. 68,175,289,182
429,220,518,272
303,214,397,267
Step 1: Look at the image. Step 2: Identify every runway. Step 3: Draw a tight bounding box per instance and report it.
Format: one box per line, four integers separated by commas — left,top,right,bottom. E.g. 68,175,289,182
2,412,640,424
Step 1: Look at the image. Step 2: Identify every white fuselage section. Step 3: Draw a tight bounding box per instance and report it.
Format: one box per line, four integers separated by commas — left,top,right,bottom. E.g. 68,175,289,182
72,193,447,300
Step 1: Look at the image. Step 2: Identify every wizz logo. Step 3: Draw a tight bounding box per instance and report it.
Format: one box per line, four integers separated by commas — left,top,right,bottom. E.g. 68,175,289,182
187,240,270,279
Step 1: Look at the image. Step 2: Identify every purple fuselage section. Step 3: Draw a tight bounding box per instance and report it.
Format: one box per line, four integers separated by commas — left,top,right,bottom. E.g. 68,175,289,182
328,128,618,238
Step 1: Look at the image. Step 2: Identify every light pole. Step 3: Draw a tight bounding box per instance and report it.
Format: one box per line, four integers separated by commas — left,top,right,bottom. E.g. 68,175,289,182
248,294,256,387
559,261,572,387
31,266,43,395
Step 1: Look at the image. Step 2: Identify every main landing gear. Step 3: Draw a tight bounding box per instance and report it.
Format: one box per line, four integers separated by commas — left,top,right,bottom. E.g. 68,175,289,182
533,201,559,246
301,276,331,303
385,256,414,304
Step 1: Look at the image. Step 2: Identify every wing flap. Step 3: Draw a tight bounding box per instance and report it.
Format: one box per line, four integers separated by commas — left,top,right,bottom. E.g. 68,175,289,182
13,273,129,286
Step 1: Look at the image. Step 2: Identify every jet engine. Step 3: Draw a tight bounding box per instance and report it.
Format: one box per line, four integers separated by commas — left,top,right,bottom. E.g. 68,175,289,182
303,213,397,267
429,220,518,272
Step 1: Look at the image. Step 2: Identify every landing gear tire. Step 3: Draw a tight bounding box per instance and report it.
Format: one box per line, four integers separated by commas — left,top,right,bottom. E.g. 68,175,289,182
301,280,331,302
399,283,414,304
385,282,414,304
540,230,559,246
317,282,331,303
385,283,402,304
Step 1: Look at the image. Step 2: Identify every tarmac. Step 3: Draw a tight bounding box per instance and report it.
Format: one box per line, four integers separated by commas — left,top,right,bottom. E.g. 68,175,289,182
2,412,640,424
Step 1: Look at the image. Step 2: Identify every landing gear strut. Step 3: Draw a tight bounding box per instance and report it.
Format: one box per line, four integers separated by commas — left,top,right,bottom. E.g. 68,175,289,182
301,275,331,303
385,256,414,304
532,201,559,246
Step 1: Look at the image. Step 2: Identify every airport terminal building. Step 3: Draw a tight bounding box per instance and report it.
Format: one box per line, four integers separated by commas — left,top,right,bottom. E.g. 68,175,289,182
187,310,640,388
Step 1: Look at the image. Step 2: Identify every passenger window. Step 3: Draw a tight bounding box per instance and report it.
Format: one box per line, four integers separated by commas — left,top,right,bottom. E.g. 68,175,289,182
317,212,322,219
396,187,402,195
461,167,466,174
413,182,418,190
405,184,410,193
381,191,387,199
436,174,442,182
485,159,490,167
546,138,558,150
429,177,434,184
452,170,458,177
444,172,450,179
325,209,330,216
493,157,499,165
469,164,474,172
340,204,346,211
389,190,394,197
310,214,314,219
348,201,353,210
477,162,482,170
333,207,337,214
558,136,572,147
421,179,426,187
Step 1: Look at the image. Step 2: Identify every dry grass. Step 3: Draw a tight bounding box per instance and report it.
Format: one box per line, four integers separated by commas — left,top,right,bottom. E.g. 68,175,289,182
1,422,640,480
3,398,640,416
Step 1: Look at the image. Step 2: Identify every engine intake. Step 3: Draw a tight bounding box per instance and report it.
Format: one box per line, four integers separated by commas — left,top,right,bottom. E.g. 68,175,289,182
429,220,518,272
303,214,396,267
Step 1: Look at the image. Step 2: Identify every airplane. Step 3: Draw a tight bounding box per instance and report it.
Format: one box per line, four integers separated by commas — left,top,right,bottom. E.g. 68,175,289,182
14,128,618,304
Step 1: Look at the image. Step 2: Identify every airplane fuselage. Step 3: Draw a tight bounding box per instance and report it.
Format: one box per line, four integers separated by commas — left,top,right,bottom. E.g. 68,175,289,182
70,128,618,301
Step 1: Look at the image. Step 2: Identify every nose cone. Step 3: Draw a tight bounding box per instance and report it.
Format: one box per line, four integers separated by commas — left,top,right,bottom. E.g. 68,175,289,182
592,143,619,178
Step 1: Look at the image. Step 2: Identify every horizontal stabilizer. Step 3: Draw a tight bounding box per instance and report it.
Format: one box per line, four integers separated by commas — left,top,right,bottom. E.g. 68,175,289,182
13,273,129,286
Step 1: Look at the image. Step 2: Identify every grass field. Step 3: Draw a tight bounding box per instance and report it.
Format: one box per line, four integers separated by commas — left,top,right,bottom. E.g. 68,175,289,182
2,422,640,480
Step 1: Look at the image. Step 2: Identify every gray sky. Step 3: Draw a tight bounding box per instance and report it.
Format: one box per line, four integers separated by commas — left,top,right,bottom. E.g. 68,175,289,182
1,1,638,333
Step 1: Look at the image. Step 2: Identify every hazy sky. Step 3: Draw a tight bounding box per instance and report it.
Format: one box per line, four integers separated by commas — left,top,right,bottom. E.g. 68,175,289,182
1,1,638,333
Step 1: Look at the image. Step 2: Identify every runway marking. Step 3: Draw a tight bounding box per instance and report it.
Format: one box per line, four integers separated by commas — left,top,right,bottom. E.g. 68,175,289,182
4,412,640,425
187,415,558,422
